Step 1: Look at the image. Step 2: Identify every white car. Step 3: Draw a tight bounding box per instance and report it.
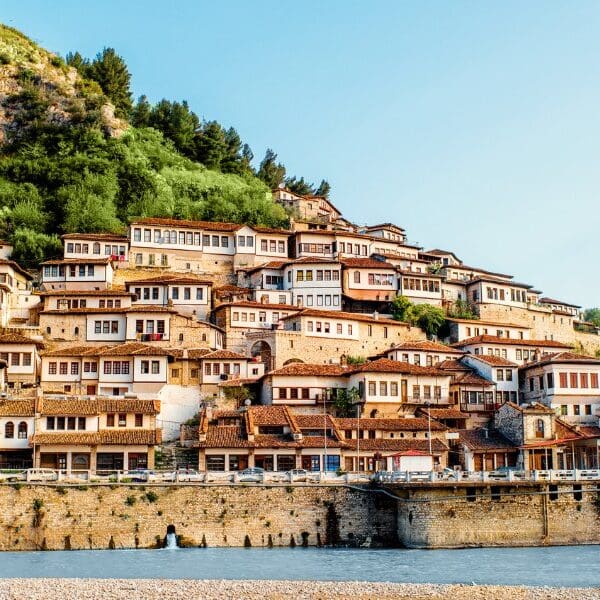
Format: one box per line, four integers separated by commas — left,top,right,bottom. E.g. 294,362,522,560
13,468,58,482
163,469,204,483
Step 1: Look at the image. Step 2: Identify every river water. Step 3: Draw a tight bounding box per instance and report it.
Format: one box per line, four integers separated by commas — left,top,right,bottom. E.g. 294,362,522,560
0,546,598,587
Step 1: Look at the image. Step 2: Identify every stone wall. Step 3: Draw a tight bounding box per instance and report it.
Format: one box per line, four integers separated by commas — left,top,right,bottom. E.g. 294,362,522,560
395,482,600,548
0,484,396,551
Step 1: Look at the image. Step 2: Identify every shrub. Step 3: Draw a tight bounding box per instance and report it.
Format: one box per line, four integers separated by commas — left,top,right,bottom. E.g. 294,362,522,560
125,495,136,506
145,491,158,503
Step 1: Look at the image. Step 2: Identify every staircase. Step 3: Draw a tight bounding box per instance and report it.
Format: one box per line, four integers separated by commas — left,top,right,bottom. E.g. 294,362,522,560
156,440,199,470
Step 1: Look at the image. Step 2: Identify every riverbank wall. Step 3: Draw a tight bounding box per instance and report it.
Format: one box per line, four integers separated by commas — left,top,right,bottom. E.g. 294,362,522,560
393,481,600,548
0,482,598,550
0,484,397,551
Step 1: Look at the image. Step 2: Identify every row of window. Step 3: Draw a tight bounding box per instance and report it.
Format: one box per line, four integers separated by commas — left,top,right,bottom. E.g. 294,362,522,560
297,294,341,308
473,347,509,359
66,242,126,256
557,372,599,389
365,381,442,400
402,278,440,293
232,311,289,323
133,286,204,301
44,265,97,278
205,454,341,472
485,287,527,303
460,390,517,404
395,353,442,366
134,253,169,266
295,269,340,282
46,416,87,430
465,326,524,339
559,404,594,416
204,362,242,376
94,320,120,334
135,320,166,334
306,321,354,335
496,369,514,381
0,352,32,367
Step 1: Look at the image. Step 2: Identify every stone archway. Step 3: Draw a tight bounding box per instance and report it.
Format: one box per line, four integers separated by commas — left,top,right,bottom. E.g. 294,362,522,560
251,340,273,370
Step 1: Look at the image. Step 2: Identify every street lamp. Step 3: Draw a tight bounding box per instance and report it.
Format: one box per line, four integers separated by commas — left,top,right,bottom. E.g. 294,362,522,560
424,400,433,466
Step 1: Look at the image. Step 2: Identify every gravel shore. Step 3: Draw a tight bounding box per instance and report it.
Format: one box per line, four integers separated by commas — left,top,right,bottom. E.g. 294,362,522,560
0,579,597,600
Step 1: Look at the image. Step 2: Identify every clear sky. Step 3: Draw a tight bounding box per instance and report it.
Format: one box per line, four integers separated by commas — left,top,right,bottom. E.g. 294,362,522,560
3,1,600,307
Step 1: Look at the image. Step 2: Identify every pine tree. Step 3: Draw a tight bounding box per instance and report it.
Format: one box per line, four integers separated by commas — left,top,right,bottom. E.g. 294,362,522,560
65,51,90,77
87,47,133,118
131,95,152,128
257,149,286,188
149,99,199,155
193,120,228,170
285,175,315,196
315,179,331,198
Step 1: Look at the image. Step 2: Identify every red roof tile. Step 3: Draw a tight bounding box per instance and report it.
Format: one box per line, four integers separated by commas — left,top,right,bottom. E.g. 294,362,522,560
453,335,571,349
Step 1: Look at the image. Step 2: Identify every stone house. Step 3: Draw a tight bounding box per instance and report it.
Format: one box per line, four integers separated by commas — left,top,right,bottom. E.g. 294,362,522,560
340,257,398,313
0,332,44,388
41,258,114,291
0,398,35,468
62,233,129,267
32,396,161,472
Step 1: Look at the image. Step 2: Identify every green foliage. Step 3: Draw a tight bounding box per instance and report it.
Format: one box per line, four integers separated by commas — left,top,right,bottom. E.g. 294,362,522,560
86,47,132,117
257,148,286,188
447,299,478,320
391,295,446,338
125,495,136,506
10,228,62,269
584,308,600,327
333,387,360,417
345,356,366,366
145,491,158,503
223,385,255,405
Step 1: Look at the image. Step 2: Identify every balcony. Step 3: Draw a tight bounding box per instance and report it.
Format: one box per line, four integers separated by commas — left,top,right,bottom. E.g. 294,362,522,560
137,333,165,342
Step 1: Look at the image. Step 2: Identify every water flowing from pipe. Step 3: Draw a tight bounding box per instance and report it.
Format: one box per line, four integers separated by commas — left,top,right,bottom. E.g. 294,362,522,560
165,533,178,549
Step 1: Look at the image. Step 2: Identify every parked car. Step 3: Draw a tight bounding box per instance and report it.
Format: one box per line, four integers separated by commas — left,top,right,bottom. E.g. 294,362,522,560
128,469,157,482
11,468,58,482
237,467,265,482
162,469,204,483
286,468,318,482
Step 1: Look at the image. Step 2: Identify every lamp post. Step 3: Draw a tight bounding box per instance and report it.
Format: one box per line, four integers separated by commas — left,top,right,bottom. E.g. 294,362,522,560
323,391,328,476
356,401,360,473
424,400,432,468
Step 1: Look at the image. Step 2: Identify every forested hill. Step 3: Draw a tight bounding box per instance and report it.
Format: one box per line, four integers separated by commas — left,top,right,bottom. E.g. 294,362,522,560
0,24,329,269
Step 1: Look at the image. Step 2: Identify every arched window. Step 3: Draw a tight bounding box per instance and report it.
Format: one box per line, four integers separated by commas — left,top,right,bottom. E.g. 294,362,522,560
93,242,101,255
74,327,79,336
536,419,545,438
171,230,177,244
17,422,27,439
5,421,14,438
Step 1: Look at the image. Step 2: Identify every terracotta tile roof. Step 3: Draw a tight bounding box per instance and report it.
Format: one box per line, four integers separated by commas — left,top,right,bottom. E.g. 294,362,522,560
41,345,107,357
294,414,337,430
96,342,171,357
41,306,175,315
251,226,291,235
38,399,101,415
41,258,112,265
213,285,251,297
32,432,99,445
334,417,446,431
466,354,518,367
343,438,448,453
201,350,248,360
99,429,161,445
363,222,406,233
38,289,134,297
62,233,127,242
453,335,571,349
268,363,350,377
131,217,240,232
340,257,395,269
284,309,406,326
126,275,213,286
417,408,469,420
296,435,345,448
386,340,464,354
247,405,291,427
453,372,495,387
0,333,44,347
218,378,259,387
520,351,600,369
98,399,160,414
0,259,34,280
539,297,581,309
32,429,161,446
458,429,517,451
466,275,532,288
578,425,600,438
0,399,35,416
503,401,555,415
199,426,250,448
350,358,448,377
438,359,471,371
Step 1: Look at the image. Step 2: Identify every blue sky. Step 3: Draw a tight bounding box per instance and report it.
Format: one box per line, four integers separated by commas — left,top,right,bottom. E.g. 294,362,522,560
4,1,600,306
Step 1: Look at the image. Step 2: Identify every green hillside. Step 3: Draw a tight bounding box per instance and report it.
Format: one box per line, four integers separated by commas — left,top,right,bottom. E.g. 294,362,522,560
0,24,290,268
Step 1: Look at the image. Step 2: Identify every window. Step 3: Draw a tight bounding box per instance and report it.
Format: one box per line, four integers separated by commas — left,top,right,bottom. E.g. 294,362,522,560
368,382,376,396
570,373,578,388
574,405,581,416
141,361,149,374
379,382,388,396
592,373,599,388
172,287,179,300
151,361,160,374
559,373,568,388
353,271,360,284
547,372,554,388
390,382,398,396
118,414,127,427
135,414,143,427
70,362,79,375
506,369,513,381
106,414,115,427
580,373,589,388
497,369,504,381
212,235,219,247
59,362,68,375
48,362,57,375
4,422,14,438
221,236,229,247
196,288,203,300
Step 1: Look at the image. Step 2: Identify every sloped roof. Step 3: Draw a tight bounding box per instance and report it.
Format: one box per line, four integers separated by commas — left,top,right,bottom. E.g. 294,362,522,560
466,354,518,368
453,335,571,349
458,429,517,452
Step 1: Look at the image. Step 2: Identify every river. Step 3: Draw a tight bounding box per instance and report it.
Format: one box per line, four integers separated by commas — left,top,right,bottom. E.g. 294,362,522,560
0,546,598,587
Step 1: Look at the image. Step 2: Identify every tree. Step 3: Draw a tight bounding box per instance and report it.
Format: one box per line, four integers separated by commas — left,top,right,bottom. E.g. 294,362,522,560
412,303,446,338
193,120,228,170
314,179,331,198
447,299,478,320
130,95,152,128
391,295,414,322
65,51,89,77
333,387,360,417
285,175,315,196
257,149,286,188
87,47,132,117
583,308,600,327
10,228,62,269
150,99,199,156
